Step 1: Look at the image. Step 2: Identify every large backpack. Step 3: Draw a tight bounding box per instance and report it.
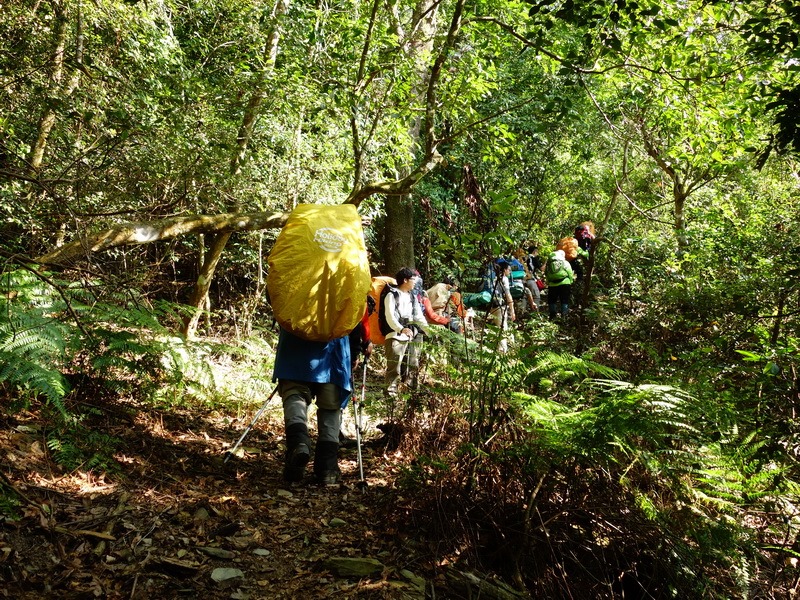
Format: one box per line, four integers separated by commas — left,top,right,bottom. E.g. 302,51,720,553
377,284,400,337
367,276,396,345
508,257,526,282
509,279,526,300
462,290,492,309
556,236,578,260
546,255,570,284
480,261,508,307
267,203,371,342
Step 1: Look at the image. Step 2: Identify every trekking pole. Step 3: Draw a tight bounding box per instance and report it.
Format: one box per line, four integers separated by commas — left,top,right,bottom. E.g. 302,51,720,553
223,385,279,463
353,360,368,489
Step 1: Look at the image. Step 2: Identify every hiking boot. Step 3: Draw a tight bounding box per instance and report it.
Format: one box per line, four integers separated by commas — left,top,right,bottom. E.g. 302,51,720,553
283,443,310,483
315,468,342,486
313,440,340,485
339,431,357,449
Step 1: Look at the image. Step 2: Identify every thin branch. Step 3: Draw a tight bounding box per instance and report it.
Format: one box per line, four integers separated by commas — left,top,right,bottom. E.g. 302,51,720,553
618,187,676,226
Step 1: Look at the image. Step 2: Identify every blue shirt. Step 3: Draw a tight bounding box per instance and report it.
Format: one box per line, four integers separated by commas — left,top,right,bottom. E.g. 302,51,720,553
272,328,352,405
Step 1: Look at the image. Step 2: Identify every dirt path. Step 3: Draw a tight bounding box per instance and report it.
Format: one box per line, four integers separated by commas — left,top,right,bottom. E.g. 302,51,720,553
0,400,428,599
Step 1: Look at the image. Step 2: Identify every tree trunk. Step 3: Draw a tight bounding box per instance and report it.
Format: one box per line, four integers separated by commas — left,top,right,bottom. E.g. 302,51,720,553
184,232,231,337
580,142,629,316
673,178,689,255
26,0,82,173
383,194,416,274
639,121,700,257
380,0,440,275
770,289,786,346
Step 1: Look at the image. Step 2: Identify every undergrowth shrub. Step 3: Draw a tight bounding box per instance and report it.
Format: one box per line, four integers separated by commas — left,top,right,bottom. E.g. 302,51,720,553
390,340,800,599
0,268,242,481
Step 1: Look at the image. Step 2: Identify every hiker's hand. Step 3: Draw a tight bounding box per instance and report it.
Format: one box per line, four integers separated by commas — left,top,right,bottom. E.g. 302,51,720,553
363,342,373,359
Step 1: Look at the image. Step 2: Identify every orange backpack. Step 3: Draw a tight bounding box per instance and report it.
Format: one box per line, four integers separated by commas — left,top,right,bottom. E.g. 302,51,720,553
556,236,578,261
367,276,396,345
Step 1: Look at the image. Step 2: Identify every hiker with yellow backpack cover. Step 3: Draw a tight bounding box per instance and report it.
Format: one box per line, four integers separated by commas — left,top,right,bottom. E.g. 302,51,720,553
267,204,371,486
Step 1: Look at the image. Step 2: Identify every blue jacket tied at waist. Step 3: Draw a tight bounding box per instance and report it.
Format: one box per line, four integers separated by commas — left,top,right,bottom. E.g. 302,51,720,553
272,328,352,406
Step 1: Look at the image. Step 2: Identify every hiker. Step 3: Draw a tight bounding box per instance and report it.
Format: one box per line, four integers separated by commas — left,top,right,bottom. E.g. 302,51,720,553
569,223,594,289
426,276,456,316
380,267,429,398
489,259,516,353
273,328,352,486
341,298,374,447
505,254,535,316
425,276,463,333
522,245,545,310
431,278,470,332
414,274,452,330
545,249,575,320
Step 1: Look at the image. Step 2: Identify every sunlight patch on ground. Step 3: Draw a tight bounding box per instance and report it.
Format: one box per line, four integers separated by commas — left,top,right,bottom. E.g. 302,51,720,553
33,470,116,495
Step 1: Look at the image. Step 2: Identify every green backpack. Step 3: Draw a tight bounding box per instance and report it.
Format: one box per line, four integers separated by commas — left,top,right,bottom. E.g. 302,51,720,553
546,256,569,283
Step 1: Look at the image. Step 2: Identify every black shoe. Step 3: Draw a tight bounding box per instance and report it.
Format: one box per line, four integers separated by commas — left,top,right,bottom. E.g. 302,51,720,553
339,431,358,449
283,443,310,483
316,469,341,486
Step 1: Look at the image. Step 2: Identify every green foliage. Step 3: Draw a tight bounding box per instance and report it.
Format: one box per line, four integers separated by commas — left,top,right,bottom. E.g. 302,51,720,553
394,317,800,597
46,420,121,474
0,270,71,415
0,267,251,471
0,478,21,520
1,0,799,595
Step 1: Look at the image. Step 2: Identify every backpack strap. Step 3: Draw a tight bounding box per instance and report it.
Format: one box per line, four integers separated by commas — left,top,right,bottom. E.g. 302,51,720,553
378,285,402,336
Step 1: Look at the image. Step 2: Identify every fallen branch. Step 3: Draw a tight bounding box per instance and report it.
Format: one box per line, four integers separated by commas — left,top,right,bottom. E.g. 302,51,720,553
35,211,291,266
94,492,131,556
53,526,116,540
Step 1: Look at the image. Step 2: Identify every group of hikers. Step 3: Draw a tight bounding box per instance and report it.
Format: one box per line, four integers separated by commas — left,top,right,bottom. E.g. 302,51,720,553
461,220,596,326
262,204,595,487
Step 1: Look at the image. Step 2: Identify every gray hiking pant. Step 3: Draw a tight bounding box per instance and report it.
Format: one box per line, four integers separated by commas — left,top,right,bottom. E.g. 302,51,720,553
279,380,342,444
384,333,423,395
489,305,512,353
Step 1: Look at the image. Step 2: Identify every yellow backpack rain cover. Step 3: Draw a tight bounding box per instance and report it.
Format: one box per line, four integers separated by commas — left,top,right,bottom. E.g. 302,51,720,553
267,204,371,342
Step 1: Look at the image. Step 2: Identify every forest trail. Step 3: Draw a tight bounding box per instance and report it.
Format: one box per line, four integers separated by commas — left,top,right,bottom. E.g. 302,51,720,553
0,392,432,600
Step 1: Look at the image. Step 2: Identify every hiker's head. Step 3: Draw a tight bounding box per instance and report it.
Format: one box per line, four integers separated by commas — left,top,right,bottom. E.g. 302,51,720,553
554,250,566,261
495,259,510,274
394,267,416,287
412,270,424,293
528,245,538,254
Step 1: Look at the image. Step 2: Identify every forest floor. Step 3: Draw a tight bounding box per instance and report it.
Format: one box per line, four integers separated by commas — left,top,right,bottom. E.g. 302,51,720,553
0,385,443,599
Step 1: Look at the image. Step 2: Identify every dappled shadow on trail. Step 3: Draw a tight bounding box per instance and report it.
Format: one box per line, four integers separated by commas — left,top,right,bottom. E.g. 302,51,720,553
0,395,429,599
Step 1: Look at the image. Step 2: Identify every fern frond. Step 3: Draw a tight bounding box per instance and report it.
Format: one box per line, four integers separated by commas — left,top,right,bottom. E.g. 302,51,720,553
0,320,67,358
0,358,68,405
525,352,623,386
0,307,70,413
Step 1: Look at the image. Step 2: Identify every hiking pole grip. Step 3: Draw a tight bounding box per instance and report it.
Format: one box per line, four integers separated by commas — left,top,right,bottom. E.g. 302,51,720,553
223,385,279,463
